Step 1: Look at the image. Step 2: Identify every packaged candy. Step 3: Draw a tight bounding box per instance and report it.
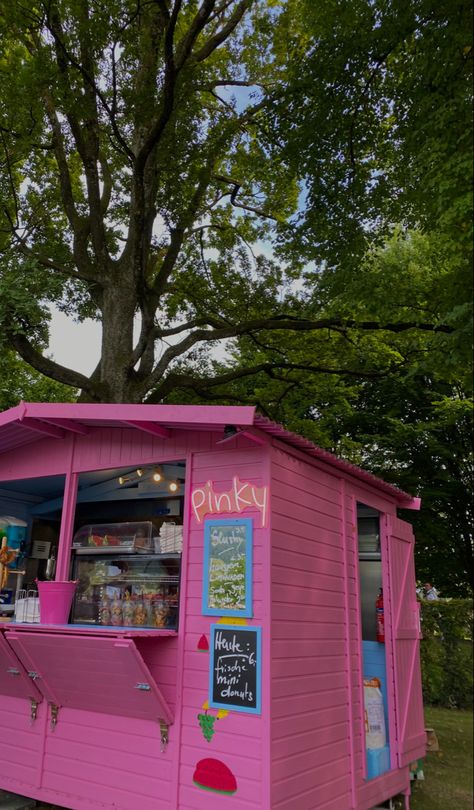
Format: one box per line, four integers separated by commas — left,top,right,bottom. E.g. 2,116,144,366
122,593,134,626
110,594,123,626
99,594,111,625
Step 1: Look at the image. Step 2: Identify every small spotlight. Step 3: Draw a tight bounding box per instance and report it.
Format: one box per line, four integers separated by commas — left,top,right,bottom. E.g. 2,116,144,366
118,476,129,485
152,467,163,483
136,468,144,477
168,480,179,493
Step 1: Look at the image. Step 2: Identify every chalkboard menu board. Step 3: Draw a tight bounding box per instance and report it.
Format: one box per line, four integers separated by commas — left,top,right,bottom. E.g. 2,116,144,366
202,518,252,617
209,624,261,714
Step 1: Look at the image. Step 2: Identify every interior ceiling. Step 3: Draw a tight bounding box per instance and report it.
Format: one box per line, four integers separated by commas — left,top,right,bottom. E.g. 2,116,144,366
0,462,185,501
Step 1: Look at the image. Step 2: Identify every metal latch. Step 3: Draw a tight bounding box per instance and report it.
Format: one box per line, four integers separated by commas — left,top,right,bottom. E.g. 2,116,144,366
30,699,39,724
134,682,151,691
50,703,60,731
159,720,169,753
28,670,41,681
7,667,20,676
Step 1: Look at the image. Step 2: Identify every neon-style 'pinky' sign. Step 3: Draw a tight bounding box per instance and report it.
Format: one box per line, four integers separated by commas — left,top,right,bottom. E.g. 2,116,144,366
191,477,268,527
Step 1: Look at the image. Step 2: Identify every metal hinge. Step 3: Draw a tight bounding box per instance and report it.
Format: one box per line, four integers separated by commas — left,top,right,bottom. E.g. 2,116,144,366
50,703,60,731
30,699,39,724
159,720,169,753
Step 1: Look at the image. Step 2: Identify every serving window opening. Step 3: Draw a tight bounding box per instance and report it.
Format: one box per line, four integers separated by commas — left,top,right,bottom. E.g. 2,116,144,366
70,462,185,631
357,503,391,780
0,463,186,632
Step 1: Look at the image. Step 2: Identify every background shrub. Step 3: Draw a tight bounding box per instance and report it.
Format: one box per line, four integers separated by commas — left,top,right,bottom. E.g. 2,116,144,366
420,599,473,709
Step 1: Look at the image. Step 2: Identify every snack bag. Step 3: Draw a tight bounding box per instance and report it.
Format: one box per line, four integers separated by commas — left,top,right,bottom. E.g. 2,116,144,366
364,677,387,749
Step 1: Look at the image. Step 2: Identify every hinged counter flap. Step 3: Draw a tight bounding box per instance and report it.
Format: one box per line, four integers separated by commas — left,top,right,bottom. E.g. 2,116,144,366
0,631,43,702
5,630,173,724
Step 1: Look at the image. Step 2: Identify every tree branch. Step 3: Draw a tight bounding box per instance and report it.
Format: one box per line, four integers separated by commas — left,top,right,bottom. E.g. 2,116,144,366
144,315,453,393
6,330,102,398
191,0,253,64
146,358,395,403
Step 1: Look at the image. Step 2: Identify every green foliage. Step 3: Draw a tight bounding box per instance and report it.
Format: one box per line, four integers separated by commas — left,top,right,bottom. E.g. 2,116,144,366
420,600,473,709
270,0,473,269
0,349,77,411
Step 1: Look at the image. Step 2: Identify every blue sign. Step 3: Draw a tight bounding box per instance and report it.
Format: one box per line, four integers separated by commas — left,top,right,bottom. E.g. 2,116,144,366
209,624,262,714
202,518,252,618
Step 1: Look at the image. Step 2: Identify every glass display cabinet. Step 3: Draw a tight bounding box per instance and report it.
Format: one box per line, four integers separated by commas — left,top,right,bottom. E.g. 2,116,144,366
71,553,181,629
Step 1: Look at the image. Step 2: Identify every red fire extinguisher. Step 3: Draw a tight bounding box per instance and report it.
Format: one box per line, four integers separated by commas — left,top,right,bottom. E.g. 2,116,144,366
376,588,385,643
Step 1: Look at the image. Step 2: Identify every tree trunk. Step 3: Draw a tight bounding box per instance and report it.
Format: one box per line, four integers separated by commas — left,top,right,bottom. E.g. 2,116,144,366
100,283,140,403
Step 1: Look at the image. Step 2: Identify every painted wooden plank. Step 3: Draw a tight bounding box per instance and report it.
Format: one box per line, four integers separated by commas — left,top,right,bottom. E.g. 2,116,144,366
271,585,344,610
272,565,344,594
272,704,348,741
270,513,342,545
272,687,347,719
272,720,349,759
272,671,346,699
272,759,350,804
179,784,260,810
41,769,171,810
271,531,343,562
272,639,344,663
271,654,346,678
272,739,349,782
45,734,174,779
273,777,350,810
271,620,346,640
180,725,263,759
272,548,345,578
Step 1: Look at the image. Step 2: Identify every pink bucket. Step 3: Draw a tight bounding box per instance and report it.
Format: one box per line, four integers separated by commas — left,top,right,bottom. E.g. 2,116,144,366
36,580,78,624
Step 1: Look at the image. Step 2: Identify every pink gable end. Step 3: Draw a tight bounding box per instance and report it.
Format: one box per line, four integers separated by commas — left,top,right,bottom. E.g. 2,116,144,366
386,515,426,767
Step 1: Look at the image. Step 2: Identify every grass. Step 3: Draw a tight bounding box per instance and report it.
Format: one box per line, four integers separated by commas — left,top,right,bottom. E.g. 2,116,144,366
409,706,473,810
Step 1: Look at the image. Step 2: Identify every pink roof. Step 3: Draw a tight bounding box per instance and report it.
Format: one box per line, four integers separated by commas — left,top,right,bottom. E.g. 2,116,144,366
0,401,420,508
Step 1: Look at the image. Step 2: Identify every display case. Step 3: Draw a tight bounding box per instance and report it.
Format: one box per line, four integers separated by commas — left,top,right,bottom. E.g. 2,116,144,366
72,521,153,554
71,553,181,629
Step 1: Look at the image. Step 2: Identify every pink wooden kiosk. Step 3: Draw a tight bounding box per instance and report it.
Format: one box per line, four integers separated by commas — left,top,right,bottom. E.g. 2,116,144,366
0,402,425,810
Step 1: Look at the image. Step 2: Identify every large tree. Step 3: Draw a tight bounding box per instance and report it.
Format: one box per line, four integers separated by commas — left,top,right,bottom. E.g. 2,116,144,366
1,0,466,404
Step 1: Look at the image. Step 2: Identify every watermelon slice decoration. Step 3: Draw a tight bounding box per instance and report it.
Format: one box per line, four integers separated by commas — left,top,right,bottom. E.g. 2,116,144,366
197,634,209,652
193,758,237,795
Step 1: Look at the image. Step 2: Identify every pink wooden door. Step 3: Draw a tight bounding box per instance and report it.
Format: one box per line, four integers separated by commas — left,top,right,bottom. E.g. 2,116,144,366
6,631,172,724
0,632,42,702
385,515,425,767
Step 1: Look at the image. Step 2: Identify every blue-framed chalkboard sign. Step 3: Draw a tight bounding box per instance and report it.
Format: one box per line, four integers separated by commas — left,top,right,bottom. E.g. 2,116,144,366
209,624,262,714
202,518,253,618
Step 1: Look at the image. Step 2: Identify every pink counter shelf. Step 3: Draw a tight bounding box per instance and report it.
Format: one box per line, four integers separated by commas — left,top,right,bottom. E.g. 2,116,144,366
9,623,177,637
0,402,425,810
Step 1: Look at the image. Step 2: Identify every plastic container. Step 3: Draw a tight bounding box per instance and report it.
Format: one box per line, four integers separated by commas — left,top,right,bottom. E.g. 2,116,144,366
72,522,153,554
36,580,78,624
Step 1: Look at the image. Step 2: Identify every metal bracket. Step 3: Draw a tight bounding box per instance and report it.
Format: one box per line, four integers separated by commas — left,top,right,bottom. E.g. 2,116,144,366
7,667,20,676
159,720,169,753
50,703,60,731
28,670,40,681
134,682,151,691
30,699,39,724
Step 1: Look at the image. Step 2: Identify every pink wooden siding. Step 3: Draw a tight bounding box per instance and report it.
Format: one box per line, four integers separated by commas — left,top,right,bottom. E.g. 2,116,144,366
270,447,353,810
176,441,269,810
